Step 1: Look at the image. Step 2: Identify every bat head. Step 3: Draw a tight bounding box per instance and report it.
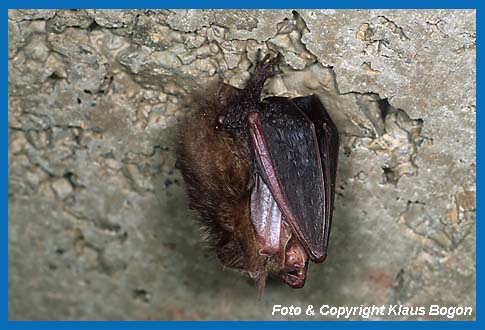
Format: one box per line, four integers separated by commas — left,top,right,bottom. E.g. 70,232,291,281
277,237,309,288
247,235,309,290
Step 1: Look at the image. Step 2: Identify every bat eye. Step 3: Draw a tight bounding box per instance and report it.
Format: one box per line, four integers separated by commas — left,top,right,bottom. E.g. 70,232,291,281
217,115,225,125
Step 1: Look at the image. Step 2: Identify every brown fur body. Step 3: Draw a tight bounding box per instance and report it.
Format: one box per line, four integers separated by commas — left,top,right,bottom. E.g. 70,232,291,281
177,82,272,277
177,53,312,290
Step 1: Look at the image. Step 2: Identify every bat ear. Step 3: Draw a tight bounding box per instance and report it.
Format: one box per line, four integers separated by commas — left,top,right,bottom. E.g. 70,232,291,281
216,83,242,108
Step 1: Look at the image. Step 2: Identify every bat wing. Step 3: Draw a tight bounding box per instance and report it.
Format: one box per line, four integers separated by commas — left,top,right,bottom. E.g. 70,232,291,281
291,95,340,258
247,95,339,262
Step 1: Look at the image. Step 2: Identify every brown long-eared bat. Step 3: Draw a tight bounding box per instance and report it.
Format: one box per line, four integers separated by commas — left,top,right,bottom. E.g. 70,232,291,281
176,51,339,292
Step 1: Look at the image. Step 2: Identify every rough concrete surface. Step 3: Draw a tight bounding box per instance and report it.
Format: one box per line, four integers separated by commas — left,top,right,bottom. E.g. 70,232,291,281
8,10,475,320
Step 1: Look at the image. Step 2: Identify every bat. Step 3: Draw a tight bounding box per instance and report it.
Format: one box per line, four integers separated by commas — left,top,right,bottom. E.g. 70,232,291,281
177,51,339,292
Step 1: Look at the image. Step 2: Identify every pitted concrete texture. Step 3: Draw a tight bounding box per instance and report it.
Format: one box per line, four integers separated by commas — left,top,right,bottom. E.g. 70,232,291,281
8,9,475,320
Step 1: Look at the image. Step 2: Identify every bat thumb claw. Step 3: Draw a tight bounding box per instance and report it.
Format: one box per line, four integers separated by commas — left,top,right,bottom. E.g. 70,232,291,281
257,274,267,299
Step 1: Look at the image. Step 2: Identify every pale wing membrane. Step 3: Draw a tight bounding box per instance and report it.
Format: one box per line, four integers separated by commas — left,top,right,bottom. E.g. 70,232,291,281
250,175,283,256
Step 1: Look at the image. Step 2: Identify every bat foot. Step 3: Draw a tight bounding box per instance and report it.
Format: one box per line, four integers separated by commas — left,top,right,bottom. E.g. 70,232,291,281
253,49,282,82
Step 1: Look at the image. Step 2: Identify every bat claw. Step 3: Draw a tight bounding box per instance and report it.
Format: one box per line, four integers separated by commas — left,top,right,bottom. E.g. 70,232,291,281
262,52,271,63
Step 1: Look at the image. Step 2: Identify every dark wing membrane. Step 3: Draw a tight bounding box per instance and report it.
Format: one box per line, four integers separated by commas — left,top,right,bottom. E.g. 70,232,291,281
292,95,339,259
255,96,328,261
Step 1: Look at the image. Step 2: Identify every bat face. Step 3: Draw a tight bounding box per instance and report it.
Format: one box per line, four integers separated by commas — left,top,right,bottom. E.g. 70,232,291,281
276,237,309,288
177,51,339,291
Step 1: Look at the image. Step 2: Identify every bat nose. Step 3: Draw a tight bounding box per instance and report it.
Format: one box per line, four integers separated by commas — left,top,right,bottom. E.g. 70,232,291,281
288,255,302,269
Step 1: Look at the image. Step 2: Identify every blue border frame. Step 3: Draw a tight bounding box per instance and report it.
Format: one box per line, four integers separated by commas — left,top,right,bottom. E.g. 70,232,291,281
2,0,480,9
4,0,480,327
